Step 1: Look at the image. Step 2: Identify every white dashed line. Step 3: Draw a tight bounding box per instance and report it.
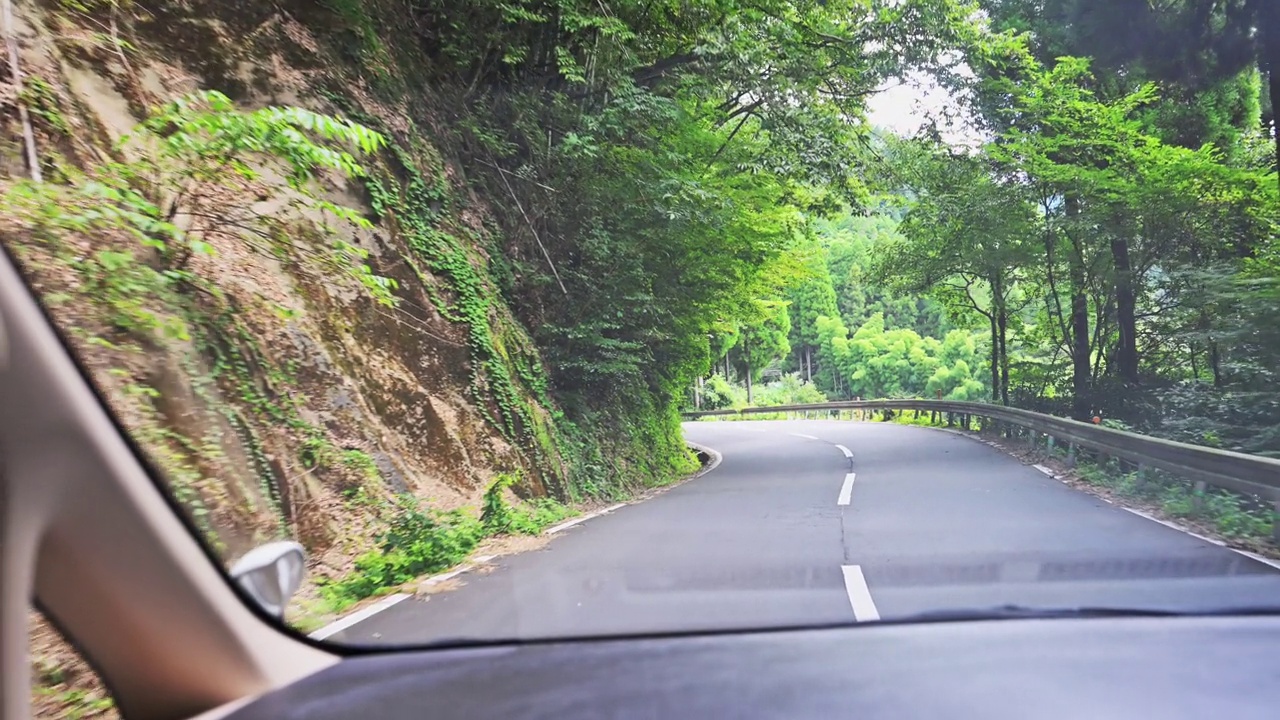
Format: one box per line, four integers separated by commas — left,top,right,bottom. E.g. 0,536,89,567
837,473,857,506
790,433,819,440
841,565,880,621
835,444,853,458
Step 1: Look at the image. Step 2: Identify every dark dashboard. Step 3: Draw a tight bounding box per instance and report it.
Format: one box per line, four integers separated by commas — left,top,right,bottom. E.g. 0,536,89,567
228,616,1280,719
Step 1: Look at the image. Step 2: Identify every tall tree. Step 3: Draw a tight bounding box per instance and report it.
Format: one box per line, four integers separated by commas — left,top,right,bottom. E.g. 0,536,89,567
787,249,840,386
878,140,1036,406
980,0,1278,172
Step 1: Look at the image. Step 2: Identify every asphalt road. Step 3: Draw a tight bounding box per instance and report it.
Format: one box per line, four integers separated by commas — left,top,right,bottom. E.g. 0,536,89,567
327,420,1280,646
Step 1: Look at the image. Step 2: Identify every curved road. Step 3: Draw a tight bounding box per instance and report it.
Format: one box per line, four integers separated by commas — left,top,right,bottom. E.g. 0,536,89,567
328,421,1280,645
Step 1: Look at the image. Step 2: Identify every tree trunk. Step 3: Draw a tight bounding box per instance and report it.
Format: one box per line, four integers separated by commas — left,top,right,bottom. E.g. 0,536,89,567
988,310,1000,403
1272,67,1280,179
744,335,753,404
1209,338,1223,388
1265,28,1280,179
992,270,1010,406
695,376,703,410
1067,199,1092,421
805,345,812,382
998,305,1010,406
1110,236,1139,384
1070,281,1091,420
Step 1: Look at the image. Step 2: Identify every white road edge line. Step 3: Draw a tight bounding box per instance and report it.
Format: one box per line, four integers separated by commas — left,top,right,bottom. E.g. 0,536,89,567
1032,464,1056,477
544,503,627,535
309,553,501,640
841,565,880,621
790,433,820,440
1120,507,1227,547
686,441,724,479
309,593,410,640
837,473,857,506
313,440,720,640
1120,506,1280,570
1234,549,1280,572
835,444,853,458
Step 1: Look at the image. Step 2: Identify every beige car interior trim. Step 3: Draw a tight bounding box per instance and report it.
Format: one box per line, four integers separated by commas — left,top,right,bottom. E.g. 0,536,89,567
0,248,337,720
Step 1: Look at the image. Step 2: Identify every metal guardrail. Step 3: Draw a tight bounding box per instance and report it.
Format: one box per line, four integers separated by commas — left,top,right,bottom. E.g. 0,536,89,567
685,400,1280,510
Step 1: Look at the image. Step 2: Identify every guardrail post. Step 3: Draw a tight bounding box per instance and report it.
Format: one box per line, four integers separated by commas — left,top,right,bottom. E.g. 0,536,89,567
1065,442,1076,468
1272,501,1280,544
1192,480,1208,514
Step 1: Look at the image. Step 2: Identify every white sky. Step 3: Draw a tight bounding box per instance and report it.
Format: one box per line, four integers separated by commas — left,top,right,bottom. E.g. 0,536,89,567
866,71,985,148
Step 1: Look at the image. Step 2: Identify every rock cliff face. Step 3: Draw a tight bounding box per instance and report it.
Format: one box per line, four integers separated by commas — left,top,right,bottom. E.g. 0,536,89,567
9,0,701,710
5,0,575,570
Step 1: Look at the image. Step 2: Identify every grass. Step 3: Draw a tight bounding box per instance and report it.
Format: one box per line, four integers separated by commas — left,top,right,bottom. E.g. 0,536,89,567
34,686,115,719
1073,459,1277,543
314,476,577,614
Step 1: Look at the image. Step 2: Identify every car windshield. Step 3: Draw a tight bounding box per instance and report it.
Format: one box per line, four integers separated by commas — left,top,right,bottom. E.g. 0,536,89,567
5,0,1280,654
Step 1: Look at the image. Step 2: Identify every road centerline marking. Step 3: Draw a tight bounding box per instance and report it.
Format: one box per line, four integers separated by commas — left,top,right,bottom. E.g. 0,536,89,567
837,472,857,506
841,565,880,621
835,444,853,458
790,432,819,440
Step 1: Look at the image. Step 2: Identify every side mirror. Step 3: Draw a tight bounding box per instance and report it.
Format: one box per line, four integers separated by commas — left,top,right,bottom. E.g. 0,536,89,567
229,541,306,618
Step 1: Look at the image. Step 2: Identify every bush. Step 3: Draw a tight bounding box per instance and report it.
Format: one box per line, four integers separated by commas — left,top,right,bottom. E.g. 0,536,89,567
755,373,827,407
482,474,576,535
320,497,486,610
700,373,745,410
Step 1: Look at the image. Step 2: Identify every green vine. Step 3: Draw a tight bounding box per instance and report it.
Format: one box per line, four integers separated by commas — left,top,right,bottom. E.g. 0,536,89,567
359,128,537,443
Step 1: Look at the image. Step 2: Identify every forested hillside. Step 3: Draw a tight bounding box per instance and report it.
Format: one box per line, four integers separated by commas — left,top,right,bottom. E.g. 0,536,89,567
2,0,981,660
5,0,1278,714
699,0,1280,459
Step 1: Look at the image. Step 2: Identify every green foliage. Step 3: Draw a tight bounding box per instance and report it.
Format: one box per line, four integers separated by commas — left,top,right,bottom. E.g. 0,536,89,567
754,374,829,407
32,685,114,719
321,479,576,611
340,0,983,494
3,91,394,310
481,474,577,535
319,496,487,610
1072,459,1278,543
123,90,396,304
19,76,71,136
361,137,546,452
700,373,746,411
732,299,792,384
816,312,987,400
341,449,381,480
861,27,1279,445
319,0,393,82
